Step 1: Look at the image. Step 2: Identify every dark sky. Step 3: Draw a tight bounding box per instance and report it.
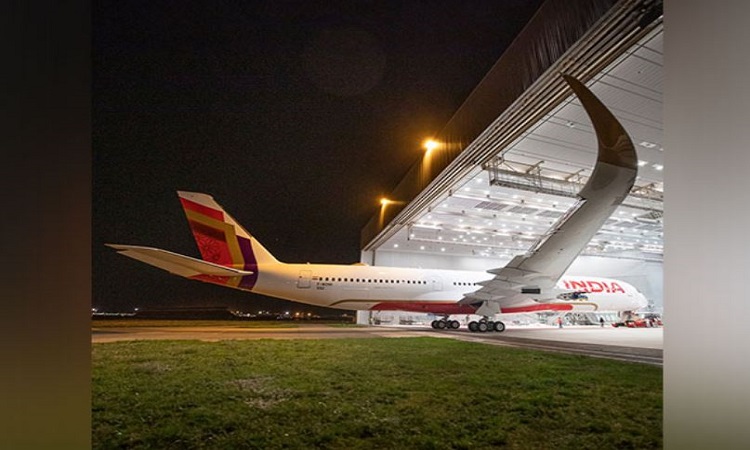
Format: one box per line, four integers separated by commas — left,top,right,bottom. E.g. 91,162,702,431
93,0,545,313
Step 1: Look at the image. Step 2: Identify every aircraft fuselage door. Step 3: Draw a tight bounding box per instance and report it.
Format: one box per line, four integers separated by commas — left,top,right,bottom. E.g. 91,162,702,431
297,270,312,289
429,276,443,291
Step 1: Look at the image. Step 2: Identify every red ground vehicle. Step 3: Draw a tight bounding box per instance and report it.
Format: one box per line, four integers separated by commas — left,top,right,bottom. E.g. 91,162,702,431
612,317,662,327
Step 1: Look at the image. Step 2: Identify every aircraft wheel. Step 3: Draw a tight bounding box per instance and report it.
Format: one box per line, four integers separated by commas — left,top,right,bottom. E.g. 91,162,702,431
449,320,460,329
477,321,488,332
436,320,447,330
494,321,505,332
486,321,496,332
468,321,479,332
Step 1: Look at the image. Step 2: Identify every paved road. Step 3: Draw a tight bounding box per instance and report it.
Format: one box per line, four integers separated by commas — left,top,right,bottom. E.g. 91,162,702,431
92,324,662,365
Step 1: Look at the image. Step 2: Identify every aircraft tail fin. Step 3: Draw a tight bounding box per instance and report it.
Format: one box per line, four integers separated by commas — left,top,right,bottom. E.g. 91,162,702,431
177,191,280,269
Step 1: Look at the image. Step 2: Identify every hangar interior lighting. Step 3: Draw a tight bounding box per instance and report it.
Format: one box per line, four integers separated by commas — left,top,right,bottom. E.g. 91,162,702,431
423,139,440,152
370,24,663,264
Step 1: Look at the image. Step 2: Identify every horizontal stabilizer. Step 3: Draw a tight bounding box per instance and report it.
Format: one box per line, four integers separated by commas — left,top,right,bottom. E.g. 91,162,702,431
106,244,254,278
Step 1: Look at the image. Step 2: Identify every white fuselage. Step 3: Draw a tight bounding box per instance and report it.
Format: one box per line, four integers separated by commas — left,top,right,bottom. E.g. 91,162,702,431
249,263,647,314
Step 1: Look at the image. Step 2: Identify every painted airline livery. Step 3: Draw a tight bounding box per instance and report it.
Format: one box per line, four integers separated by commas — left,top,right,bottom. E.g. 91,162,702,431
108,75,647,332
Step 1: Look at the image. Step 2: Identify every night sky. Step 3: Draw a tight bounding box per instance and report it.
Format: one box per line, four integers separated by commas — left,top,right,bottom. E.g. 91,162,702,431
93,0,545,313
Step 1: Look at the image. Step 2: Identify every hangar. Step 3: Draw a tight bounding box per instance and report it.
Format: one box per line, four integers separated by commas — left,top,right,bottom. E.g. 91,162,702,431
358,0,663,325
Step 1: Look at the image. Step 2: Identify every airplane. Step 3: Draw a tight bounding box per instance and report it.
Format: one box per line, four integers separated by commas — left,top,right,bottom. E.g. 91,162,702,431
107,75,648,332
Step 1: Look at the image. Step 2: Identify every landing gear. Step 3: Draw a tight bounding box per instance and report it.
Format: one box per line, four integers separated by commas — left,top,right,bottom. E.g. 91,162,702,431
431,319,460,330
431,316,503,332
468,318,505,333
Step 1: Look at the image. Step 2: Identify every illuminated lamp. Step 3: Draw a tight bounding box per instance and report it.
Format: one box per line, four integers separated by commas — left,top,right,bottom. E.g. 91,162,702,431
423,139,440,153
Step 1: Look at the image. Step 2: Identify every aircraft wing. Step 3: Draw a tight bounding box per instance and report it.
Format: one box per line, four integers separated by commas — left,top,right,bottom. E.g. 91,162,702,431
460,75,638,312
106,244,254,278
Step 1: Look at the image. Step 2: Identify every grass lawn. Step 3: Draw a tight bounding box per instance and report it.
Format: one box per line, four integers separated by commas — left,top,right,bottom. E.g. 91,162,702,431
91,320,300,329
92,338,662,449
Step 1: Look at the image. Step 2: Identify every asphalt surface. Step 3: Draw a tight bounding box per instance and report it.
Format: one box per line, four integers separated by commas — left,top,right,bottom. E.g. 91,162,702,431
92,324,663,365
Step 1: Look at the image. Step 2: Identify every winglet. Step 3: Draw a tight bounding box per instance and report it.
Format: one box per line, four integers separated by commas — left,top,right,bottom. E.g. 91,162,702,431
562,74,637,170
471,74,638,295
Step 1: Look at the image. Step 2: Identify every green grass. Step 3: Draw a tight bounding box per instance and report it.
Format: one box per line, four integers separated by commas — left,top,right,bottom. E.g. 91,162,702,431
93,338,662,449
92,319,299,329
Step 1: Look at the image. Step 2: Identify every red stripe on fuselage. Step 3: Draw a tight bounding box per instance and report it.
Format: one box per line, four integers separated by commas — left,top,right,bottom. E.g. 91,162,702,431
370,302,477,315
500,304,573,313
371,302,575,315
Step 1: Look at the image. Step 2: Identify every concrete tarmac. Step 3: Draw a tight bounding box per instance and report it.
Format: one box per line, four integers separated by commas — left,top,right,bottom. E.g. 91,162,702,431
92,323,663,365
438,326,663,365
